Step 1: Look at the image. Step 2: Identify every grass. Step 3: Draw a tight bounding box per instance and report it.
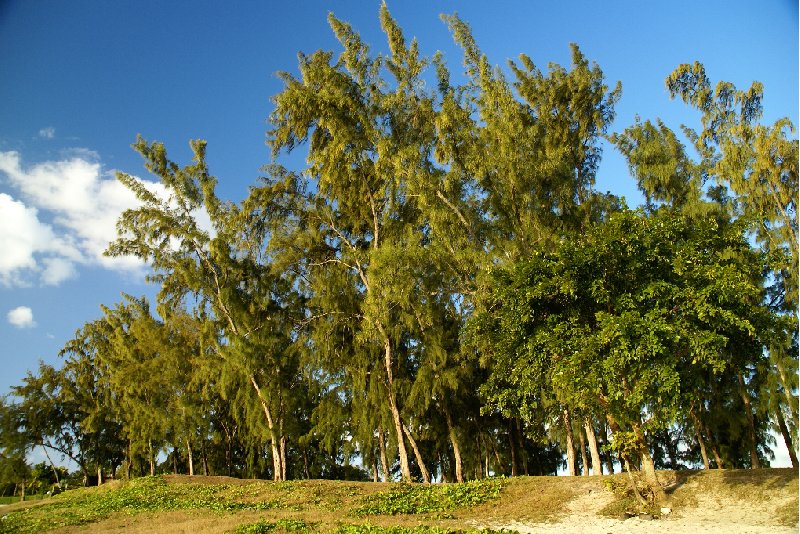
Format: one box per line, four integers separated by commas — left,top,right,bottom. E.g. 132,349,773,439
0,469,795,533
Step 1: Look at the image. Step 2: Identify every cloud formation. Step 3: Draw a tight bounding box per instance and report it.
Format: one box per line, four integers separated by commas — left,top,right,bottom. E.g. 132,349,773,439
38,127,56,139
7,306,36,328
0,151,153,286
0,150,215,288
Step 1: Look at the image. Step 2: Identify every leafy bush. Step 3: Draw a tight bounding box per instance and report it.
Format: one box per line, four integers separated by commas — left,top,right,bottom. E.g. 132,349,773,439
353,479,503,516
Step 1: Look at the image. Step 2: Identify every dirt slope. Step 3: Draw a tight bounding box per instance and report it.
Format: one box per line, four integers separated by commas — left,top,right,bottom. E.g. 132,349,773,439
1,468,796,533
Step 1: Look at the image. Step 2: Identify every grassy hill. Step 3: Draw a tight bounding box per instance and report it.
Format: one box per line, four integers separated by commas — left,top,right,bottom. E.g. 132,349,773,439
0,468,796,533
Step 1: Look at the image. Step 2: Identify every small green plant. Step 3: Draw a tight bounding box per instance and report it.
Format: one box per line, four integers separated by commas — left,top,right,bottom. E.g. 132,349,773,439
233,518,312,533
353,479,503,516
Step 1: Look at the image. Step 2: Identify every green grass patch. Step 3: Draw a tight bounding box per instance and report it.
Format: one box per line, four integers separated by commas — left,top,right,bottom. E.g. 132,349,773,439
0,476,287,533
232,518,313,533
353,479,503,516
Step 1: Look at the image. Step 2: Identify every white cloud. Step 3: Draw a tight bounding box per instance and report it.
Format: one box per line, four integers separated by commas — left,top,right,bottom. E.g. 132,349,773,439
41,257,78,285
0,149,216,287
38,127,55,139
0,151,147,286
7,306,36,328
0,193,79,286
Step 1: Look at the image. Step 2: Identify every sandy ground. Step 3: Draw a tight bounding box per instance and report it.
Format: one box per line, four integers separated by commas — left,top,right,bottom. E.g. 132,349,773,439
472,478,798,534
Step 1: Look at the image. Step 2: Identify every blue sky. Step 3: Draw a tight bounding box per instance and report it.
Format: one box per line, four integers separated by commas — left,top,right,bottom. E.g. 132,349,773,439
0,1,797,464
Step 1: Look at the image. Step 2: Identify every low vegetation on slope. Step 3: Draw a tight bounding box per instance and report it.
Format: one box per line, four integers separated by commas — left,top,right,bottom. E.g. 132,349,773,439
0,469,796,533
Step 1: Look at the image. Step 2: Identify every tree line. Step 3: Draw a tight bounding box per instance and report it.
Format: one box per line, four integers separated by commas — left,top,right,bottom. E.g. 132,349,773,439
1,6,796,498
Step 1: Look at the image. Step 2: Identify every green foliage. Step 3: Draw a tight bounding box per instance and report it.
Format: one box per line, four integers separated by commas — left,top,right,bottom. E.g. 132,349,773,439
354,479,503,516
0,476,290,533
233,518,312,533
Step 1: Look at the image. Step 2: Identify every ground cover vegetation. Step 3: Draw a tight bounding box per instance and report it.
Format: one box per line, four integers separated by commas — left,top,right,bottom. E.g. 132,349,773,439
0,3,796,512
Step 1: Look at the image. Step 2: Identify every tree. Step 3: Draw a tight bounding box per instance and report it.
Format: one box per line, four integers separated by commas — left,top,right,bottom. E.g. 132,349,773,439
107,138,304,481
471,210,776,498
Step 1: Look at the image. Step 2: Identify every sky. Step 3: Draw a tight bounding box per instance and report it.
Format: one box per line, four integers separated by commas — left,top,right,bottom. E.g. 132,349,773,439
0,1,797,466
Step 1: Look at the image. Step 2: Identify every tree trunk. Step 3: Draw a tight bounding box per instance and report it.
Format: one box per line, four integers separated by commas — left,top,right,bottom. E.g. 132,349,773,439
509,421,518,477
249,374,284,481
378,427,389,482
710,442,724,469
403,423,431,483
776,359,799,423
201,440,209,476
381,336,412,482
186,439,194,476
516,419,529,476
602,422,615,474
41,445,61,486
578,423,590,476
280,435,287,482
443,403,464,482
97,464,103,486
631,420,666,502
737,372,762,469
303,448,311,479
372,461,379,483
775,406,799,469
149,440,155,476
563,409,576,476
690,409,712,469
173,447,179,474
20,479,25,502
584,418,603,476
696,427,710,470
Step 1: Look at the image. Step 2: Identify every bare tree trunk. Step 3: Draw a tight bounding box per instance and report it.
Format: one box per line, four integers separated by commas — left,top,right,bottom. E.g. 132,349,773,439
776,360,799,423
737,372,762,469
602,422,615,474
509,421,518,477
776,406,799,469
578,423,590,476
631,420,666,502
563,409,576,476
378,427,389,482
97,464,103,486
516,419,529,476
126,441,133,480
186,439,194,476
41,445,61,486
280,435,287,481
403,423,431,483
303,448,311,479
20,479,25,502
173,447,178,474
696,428,710,469
372,460,379,483
443,403,464,482
201,440,209,476
379,335,413,482
584,418,603,476
249,374,284,480
438,451,449,483
149,440,155,476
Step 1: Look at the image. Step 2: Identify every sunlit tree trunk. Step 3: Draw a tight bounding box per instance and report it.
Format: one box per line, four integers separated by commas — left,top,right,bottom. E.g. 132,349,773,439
563,409,576,476
584,418,603,475
737,372,761,469
444,403,464,482
404,423,431,483
378,426,389,482
186,439,194,476
775,407,798,469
